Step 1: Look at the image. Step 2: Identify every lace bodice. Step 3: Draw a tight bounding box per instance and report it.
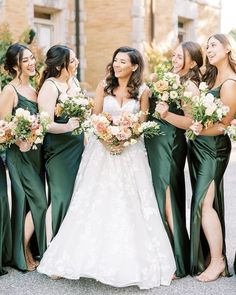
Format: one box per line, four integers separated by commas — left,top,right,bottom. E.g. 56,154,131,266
103,84,147,117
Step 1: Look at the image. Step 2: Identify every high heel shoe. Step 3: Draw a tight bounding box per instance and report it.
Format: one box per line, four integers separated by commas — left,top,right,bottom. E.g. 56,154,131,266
196,256,226,282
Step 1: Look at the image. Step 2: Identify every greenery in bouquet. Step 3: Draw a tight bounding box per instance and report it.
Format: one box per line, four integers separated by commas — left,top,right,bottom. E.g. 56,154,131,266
10,108,51,150
0,119,15,151
148,71,184,118
55,87,94,135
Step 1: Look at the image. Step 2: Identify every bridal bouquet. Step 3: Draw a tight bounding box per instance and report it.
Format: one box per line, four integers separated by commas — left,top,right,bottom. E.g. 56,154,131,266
148,71,184,118
10,108,51,150
55,87,94,135
0,119,14,151
224,119,236,141
185,82,230,140
90,111,162,154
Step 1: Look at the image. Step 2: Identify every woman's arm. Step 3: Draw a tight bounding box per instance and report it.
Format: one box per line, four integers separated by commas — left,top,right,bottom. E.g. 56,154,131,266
38,81,79,134
93,81,105,115
0,85,17,119
140,87,151,122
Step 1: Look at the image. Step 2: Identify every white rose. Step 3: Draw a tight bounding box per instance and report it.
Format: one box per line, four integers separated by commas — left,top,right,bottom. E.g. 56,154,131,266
205,104,217,116
161,91,169,101
109,126,120,136
216,108,223,119
170,91,178,99
172,83,179,90
199,82,208,91
15,108,30,118
202,93,215,106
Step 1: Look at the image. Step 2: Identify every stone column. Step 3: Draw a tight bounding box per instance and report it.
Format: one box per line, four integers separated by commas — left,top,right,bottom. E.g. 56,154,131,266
131,0,145,53
78,0,86,82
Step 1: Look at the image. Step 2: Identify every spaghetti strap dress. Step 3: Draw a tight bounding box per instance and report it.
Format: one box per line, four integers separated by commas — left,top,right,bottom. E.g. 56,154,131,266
43,80,84,237
6,87,47,271
188,81,234,276
145,96,189,277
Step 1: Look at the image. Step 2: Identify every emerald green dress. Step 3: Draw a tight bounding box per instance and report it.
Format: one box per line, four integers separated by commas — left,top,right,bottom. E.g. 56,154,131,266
144,96,189,277
43,80,84,237
6,89,47,271
0,153,12,275
188,84,231,276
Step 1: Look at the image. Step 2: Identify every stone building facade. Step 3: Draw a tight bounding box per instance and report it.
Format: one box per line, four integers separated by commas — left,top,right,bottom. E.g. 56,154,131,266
0,0,221,90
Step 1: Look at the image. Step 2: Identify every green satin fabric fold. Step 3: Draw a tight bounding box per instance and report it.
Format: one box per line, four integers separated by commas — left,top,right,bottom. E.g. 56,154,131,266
188,134,231,276
188,85,232,276
145,96,189,277
0,155,12,275
43,131,84,237
43,92,84,238
6,94,47,271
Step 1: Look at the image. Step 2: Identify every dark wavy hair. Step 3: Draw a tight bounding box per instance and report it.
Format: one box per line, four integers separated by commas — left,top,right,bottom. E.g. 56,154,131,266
37,45,71,91
203,34,236,88
177,41,203,86
104,46,144,100
4,43,35,81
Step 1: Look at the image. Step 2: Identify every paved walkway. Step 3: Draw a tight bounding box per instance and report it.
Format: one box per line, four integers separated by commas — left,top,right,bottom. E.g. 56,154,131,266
1,148,236,295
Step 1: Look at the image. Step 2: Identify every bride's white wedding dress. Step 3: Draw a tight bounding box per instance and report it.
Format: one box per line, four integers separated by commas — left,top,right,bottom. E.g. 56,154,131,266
37,85,176,289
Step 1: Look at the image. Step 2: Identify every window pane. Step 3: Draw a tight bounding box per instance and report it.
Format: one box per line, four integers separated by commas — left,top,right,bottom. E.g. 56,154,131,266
35,25,52,51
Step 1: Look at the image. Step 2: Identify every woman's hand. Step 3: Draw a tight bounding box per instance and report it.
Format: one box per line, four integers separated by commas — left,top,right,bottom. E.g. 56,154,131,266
100,139,124,155
155,101,169,119
67,117,80,132
189,121,203,135
110,143,125,155
16,140,32,152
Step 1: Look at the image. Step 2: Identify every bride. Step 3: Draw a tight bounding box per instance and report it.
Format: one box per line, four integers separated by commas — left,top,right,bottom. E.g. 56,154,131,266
37,46,176,289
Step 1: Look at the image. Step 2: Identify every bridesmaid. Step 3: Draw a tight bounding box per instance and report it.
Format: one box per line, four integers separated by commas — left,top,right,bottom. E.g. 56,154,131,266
188,34,236,281
145,41,203,278
0,153,12,275
0,43,47,271
37,45,84,240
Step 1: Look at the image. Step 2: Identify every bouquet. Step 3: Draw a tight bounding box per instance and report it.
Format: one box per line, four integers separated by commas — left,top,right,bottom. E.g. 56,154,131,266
10,108,51,150
90,111,162,154
148,71,184,118
0,119,14,151
55,86,94,135
185,82,230,140
224,119,236,141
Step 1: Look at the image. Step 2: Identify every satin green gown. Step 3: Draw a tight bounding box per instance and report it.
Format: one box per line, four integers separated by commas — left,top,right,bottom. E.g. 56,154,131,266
43,80,84,237
145,96,189,277
0,153,12,275
188,85,231,276
6,89,47,271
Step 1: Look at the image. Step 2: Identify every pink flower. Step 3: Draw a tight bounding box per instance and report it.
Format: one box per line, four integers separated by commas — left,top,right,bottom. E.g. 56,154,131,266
230,119,236,126
149,72,158,82
95,122,107,133
116,127,132,141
